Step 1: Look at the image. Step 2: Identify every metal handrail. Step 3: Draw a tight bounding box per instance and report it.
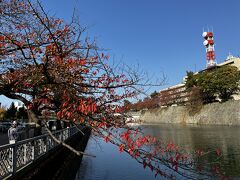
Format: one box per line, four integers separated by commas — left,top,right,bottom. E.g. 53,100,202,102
0,126,79,179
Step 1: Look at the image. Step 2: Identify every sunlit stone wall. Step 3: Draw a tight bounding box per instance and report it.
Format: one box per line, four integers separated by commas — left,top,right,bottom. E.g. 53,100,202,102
140,100,240,125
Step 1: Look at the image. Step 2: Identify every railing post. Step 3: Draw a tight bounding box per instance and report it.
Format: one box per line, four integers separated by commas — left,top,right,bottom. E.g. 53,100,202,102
23,144,27,164
46,137,49,152
68,127,70,138
12,143,17,175
31,141,35,161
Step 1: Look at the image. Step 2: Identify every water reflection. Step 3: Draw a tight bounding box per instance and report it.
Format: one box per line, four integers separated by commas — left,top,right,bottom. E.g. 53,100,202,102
143,124,240,177
75,124,240,179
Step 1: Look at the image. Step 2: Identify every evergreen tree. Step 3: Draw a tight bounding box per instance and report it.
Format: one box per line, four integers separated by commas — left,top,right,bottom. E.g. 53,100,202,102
17,106,28,121
6,102,17,119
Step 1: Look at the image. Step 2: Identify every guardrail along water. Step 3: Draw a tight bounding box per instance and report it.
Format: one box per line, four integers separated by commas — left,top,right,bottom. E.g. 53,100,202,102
0,127,78,179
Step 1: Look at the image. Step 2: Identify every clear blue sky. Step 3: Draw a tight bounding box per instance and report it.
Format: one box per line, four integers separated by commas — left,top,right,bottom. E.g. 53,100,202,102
1,0,240,107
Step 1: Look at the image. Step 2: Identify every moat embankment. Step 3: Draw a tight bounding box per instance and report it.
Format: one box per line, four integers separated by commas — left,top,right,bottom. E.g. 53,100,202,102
140,100,240,125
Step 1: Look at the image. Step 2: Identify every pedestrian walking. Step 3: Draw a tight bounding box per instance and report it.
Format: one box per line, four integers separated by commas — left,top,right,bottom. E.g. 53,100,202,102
8,121,18,144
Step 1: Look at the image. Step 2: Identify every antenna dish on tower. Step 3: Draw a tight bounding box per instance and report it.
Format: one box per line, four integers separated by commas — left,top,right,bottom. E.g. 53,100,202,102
202,32,208,38
203,40,208,46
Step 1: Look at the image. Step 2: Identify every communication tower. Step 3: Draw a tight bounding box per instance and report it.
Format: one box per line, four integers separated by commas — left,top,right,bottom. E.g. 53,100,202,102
202,31,216,68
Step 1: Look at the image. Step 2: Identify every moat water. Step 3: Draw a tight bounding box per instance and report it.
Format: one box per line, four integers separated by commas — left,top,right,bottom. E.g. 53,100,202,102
75,124,240,179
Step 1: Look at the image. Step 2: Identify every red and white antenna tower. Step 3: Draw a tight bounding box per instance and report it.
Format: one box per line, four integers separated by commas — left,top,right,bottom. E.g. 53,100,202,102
202,31,216,68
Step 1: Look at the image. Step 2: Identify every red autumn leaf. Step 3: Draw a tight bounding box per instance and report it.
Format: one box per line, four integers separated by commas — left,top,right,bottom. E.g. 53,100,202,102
104,136,109,143
66,111,72,119
56,111,62,118
98,122,105,128
87,105,91,113
91,103,97,112
62,102,68,107
119,144,124,153
79,59,86,66
136,140,142,148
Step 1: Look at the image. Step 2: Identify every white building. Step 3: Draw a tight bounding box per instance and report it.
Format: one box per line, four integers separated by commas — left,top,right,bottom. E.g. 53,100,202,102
159,55,240,106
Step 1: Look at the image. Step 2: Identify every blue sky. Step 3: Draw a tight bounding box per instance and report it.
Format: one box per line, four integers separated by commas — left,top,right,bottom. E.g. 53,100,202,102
44,0,240,84
1,0,240,107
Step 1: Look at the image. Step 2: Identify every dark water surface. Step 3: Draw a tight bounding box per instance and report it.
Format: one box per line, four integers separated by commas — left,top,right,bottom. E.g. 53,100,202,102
75,124,240,180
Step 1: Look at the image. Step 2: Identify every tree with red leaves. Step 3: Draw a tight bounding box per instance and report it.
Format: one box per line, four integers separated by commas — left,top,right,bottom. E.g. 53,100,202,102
0,0,227,179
